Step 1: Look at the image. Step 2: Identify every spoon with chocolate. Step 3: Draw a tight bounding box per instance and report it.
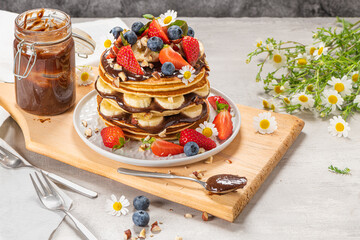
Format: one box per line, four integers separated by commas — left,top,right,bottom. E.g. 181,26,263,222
117,168,247,194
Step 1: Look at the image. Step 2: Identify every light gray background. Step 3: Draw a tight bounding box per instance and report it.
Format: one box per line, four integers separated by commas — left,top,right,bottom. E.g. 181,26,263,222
0,17,359,239
1,0,360,17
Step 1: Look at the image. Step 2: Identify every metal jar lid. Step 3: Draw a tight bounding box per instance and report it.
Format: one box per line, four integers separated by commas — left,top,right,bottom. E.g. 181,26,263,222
72,28,96,58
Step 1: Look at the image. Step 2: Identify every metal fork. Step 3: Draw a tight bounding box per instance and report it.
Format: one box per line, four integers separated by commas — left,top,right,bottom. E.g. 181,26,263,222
30,171,97,240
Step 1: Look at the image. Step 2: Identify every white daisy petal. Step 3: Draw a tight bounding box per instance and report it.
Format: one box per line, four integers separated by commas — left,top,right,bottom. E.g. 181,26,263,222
111,194,117,202
253,112,277,134
119,195,125,202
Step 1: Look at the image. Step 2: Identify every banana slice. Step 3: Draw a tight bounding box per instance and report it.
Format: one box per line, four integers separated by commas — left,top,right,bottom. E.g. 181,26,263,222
100,99,125,117
96,78,114,94
182,104,203,118
137,115,164,127
194,84,210,97
123,94,152,108
199,40,205,58
155,95,185,110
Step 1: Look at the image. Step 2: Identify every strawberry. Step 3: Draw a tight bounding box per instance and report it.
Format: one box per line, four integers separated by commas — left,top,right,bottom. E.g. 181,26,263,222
151,139,184,157
159,46,190,70
179,129,216,151
208,96,231,112
213,110,233,140
101,126,126,150
148,19,170,44
181,36,199,66
106,45,119,59
116,45,144,75
140,28,149,38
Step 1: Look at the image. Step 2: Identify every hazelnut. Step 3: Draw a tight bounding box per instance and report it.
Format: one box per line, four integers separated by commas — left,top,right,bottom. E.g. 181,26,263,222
94,128,99,133
138,228,146,239
151,221,161,233
118,72,127,82
124,229,131,240
84,128,92,138
184,213,193,218
159,129,167,138
114,63,123,71
113,77,120,87
204,156,213,164
226,159,233,164
141,60,149,67
152,71,161,80
149,63,154,69
202,211,209,221
198,148,206,154
81,120,88,127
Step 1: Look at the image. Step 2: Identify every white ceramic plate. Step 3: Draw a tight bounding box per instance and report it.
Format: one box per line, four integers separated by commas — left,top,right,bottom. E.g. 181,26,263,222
73,88,241,167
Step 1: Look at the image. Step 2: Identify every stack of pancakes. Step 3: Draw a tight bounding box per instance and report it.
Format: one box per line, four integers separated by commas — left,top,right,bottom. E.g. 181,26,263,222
96,43,210,140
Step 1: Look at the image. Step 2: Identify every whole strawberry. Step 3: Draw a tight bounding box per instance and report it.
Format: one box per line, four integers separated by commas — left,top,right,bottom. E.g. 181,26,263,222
117,45,144,75
101,126,126,150
179,129,216,151
182,36,200,66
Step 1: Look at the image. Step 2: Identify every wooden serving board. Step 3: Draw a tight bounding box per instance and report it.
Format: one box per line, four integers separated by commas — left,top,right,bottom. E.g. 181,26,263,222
0,82,304,222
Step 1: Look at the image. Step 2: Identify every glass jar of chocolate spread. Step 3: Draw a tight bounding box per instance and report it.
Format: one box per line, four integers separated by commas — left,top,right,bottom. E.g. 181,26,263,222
14,8,76,115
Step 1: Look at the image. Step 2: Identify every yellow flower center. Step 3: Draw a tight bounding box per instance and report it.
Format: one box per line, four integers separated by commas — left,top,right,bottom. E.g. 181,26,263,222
104,39,112,48
260,119,270,129
256,41,262,48
183,71,192,79
274,86,283,94
113,202,122,211
318,47,324,55
164,16,172,24
262,100,269,108
202,127,213,138
81,72,89,82
328,95,338,104
352,73,359,82
335,122,344,132
299,95,308,103
283,97,290,104
298,58,307,65
307,84,314,91
271,104,276,111
334,83,345,92
310,47,316,55
273,54,282,63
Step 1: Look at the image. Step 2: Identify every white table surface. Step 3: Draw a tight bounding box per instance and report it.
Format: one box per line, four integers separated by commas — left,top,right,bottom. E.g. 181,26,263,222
1,17,360,240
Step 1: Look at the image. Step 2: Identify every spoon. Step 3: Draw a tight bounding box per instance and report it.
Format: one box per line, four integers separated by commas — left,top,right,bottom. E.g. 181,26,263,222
117,168,247,194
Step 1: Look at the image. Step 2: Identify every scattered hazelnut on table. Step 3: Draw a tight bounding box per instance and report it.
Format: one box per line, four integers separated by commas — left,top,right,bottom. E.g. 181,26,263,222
225,159,233,164
184,213,193,218
138,228,146,239
124,229,132,240
151,221,161,233
202,211,209,221
204,156,213,164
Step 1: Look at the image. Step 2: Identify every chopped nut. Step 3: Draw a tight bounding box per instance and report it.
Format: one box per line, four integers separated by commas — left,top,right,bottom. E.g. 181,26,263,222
175,236,183,240
140,37,148,47
159,129,166,138
144,135,151,142
149,63,154,69
81,120,88,127
139,144,147,152
226,159,233,164
152,71,161,80
113,77,120,87
189,173,197,179
138,228,146,239
159,221,163,224
184,213,193,218
137,40,142,49
114,63,123,71
144,48,151,56
151,221,161,233
202,211,209,221
94,128,99,133
107,58,114,64
191,170,204,179
124,229,132,240
141,60,149,67
204,156,213,164
198,148,206,154
118,72,127,82
84,128,92,138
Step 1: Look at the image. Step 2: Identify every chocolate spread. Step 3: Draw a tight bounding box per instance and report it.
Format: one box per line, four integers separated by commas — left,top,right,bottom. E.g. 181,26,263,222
205,174,247,193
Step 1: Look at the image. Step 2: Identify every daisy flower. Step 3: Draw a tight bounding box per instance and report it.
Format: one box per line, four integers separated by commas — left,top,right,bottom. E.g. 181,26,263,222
291,93,315,110
255,38,263,48
328,116,350,138
351,71,359,83
283,96,291,105
253,112,277,134
305,44,317,57
314,42,328,60
354,95,360,107
269,80,289,96
179,65,195,85
296,53,309,66
105,194,130,217
158,10,177,27
196,121,218,139
260,97,279,112
270,50,287,69
76,66,95,86
102,33,113,49
328,76,352,97
321,89,344,112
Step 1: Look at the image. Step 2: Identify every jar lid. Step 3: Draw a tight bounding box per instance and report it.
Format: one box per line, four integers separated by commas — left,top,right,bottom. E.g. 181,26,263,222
72,28,96,58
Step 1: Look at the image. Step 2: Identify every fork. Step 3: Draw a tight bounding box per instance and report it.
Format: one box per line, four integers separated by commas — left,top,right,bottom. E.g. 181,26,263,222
0,145,98,198
30,171,98,240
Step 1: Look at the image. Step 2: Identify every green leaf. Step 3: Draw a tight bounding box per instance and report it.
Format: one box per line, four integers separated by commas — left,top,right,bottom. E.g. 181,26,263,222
112,137,125,151
328,165,351,175
120,32,129,46
216,101,229,112
143,14,154,20
169,20,188,36
138,21,151,35
141,136,156,145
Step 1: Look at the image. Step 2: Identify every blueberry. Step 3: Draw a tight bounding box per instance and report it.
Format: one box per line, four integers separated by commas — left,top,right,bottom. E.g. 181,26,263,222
133,195,150,210
184,142,199,156
161,62,175,76
187,27,195,37
167,25,183,40
131,21,145,36
147,37,164,52
124,31,137,45
132,210,150,227
110,26,123,39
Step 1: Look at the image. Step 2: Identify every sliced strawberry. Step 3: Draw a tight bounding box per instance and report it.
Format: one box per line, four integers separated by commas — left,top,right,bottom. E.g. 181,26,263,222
171,39,182,44
106,51,116,59
148,19,170,44
213,110,233,140
151,139,184,157
182,36,199,66
116,45,144,75
159,46,190,70
179,129,216,151
208,96,231,112
112,45,119,54
100,126,126,150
